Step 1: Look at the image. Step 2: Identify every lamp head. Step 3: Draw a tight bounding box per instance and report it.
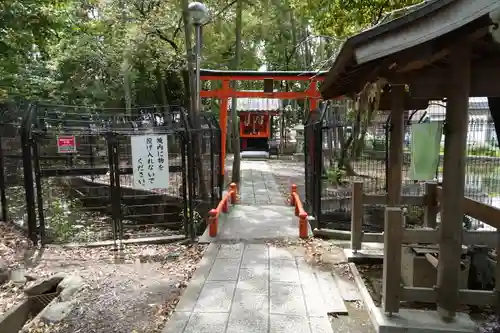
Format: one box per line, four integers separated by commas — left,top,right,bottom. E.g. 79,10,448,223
188,2,210,25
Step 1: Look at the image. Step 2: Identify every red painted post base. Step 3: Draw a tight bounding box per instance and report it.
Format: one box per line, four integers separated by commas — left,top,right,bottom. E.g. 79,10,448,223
208,209,218,237
230,183,237,203
299,212,308,239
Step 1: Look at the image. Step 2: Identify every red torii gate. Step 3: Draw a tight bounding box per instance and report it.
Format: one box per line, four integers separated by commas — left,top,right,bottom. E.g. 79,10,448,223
199,69,327,179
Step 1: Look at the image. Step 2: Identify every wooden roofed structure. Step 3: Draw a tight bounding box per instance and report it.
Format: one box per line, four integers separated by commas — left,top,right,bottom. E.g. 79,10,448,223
320,0,500,330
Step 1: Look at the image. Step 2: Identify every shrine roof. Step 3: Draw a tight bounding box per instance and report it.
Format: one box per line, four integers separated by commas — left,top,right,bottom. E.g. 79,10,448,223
320,0,500,99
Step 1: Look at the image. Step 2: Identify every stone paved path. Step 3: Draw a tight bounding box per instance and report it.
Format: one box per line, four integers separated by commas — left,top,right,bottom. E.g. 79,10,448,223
163,160,336,333
199,160,303,242
239,160,286,205
162,243,335,333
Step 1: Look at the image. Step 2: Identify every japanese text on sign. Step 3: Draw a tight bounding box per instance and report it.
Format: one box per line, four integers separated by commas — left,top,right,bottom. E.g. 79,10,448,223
57,135,77,153
131,135,169,189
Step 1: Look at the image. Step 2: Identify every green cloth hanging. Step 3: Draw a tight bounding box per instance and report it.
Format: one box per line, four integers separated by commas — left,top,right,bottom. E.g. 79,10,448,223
408,122,443,181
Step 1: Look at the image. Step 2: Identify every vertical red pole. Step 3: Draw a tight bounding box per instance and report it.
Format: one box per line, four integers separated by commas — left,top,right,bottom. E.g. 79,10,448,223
308,81,318,112
220,80,230,179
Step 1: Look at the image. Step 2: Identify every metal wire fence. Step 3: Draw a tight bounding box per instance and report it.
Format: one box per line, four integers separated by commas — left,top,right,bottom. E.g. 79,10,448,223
305,98,500,231
0,102,222,245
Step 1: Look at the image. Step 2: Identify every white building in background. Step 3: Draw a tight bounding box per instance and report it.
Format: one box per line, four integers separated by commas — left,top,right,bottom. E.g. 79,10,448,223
411,97,497,146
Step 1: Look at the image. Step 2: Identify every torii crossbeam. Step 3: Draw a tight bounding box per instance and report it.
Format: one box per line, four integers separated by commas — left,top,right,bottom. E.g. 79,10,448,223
199,69,327,182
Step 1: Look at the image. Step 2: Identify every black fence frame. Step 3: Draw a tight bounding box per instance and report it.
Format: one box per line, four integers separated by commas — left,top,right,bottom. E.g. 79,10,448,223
303,106,325,229
0,103,222,245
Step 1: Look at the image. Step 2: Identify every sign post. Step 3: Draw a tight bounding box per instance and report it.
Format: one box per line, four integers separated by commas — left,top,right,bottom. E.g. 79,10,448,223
57,136,77,153
131,135,169,189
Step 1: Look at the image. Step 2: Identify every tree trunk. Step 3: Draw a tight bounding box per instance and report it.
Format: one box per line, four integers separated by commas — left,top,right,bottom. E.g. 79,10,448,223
155,67,171,125
231,0,243,184
122,57,133,115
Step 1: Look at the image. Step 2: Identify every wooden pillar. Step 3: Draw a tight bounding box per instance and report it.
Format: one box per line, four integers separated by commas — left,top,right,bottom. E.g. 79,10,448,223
424,182,438,228
387,85,405,205
496,231,500,314
351,181,363,252
437,44,471,321
220,80,230,177
382,206,403,314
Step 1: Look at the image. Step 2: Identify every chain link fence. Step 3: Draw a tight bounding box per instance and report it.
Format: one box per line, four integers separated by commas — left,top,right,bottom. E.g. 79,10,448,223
305,98,500,231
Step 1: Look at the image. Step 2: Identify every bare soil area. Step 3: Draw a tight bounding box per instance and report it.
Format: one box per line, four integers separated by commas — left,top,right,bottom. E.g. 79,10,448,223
0,223,206,333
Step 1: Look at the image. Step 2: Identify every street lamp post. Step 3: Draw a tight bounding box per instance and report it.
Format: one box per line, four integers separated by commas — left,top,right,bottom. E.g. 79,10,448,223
187,2,210,115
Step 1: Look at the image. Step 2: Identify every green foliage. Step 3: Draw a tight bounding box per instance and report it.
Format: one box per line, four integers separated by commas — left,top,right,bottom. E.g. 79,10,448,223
47,197,78,242
467,143,500,157
179,208,204,233
290,0,423,38
365,135,386,151
1,0,427,110
326,166,345,186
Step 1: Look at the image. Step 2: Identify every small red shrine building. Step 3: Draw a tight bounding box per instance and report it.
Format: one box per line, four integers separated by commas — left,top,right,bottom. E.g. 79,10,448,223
230,95,282,152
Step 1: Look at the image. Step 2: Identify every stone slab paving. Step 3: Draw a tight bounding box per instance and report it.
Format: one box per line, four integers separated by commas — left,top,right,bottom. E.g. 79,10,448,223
162,243,335,333
199,204,306,242
239,160,286,206
199,160,309,243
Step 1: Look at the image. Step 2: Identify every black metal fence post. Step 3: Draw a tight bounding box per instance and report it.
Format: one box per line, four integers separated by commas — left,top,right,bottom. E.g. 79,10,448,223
106,132,121,246
31,136,46,245
209,118,216,206
314,119,323,228
180,133,190,237
21,105,37,243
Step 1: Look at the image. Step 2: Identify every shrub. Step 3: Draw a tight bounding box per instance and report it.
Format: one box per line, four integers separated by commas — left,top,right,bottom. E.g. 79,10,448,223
467,143,500,157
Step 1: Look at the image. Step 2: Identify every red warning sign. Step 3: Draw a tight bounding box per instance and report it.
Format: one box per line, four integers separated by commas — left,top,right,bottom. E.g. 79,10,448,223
57,136,76,153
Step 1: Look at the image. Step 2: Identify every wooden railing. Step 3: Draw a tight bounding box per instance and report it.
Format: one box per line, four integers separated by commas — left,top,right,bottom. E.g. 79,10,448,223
289,184,309,238
346,180,500,314
207,183,237,237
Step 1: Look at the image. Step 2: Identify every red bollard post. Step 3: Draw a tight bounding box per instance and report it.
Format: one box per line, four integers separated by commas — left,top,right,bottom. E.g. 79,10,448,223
290,184,297,206
208,209,218,237
222,198,229,213
230,183,237,203
299,212,309,239
295,202,299,217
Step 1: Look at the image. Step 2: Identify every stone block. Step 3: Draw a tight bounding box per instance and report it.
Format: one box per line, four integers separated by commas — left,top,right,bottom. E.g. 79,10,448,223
193,281,236,313
270,259,299,283
269,314,311,333
207,259,241,281
184,312,229,333
270,282,307,316
161,312,190,333
401,247,470,289
269,247,295,261
218,244,244,259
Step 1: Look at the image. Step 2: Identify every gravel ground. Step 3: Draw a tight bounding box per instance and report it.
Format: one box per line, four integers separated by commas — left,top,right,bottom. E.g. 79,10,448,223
0,223,206,333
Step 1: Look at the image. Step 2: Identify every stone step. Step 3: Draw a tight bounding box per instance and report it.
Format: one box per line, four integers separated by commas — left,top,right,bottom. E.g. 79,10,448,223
315,271,348,315
332,272,361,302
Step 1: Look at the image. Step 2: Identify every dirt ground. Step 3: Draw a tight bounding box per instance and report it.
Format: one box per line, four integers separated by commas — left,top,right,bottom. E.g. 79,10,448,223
0,223,206,333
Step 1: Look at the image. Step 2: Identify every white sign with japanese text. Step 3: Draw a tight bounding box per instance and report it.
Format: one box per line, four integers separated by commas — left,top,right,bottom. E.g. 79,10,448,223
131,135,169,189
